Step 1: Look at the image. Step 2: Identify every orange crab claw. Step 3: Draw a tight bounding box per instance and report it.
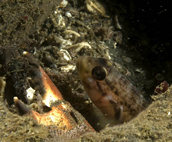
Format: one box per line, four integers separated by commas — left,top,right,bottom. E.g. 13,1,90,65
31,106,73,129
39,66,63,107
33,66,95,131
14,55,95,132
14,96,73,129
35,67,75,128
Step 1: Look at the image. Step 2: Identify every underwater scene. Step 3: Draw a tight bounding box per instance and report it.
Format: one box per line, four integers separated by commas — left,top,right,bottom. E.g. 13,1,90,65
0,0,171,141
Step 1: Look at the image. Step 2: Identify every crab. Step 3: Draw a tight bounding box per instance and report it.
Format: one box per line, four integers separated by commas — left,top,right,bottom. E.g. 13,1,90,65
1,49,95,137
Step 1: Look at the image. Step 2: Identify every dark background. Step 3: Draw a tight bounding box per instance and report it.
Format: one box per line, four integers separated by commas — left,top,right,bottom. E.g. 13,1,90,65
104,0,171,84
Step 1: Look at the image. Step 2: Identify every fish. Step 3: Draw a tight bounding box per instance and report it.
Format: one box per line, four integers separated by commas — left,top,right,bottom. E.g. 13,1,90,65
77,56,147,124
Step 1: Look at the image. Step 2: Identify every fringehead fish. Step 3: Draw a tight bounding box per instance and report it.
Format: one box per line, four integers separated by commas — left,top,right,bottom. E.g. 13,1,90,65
77,56,147,124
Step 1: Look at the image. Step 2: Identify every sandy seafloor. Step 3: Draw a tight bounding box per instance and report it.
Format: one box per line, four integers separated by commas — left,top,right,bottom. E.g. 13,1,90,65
0,0,171,141
0,80,172,141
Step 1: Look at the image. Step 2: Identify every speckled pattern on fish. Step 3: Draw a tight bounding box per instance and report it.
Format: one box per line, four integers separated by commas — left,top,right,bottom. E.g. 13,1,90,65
77,56,148,124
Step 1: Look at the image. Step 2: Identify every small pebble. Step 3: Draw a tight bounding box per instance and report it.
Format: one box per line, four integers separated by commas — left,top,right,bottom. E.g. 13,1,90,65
65,12,72,18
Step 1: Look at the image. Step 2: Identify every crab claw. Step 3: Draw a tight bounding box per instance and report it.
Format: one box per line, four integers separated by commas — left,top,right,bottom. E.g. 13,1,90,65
14,96,73,130
39,66,63,107
13,55,94,132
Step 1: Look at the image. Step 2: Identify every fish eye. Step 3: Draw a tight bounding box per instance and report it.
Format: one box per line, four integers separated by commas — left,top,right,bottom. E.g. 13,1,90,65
92,66,107,80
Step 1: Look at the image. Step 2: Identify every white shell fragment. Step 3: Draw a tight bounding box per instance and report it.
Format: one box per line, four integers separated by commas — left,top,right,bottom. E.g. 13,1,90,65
59,49,72,61
86,0,107,17
65,12,72,18
26,87,35,100
65,42,92,52
60,64,76,72
54,10,58,14
59,0,68,8
23,51,28,55
64,30,81,38
56,36,73,48
57,14,66,28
